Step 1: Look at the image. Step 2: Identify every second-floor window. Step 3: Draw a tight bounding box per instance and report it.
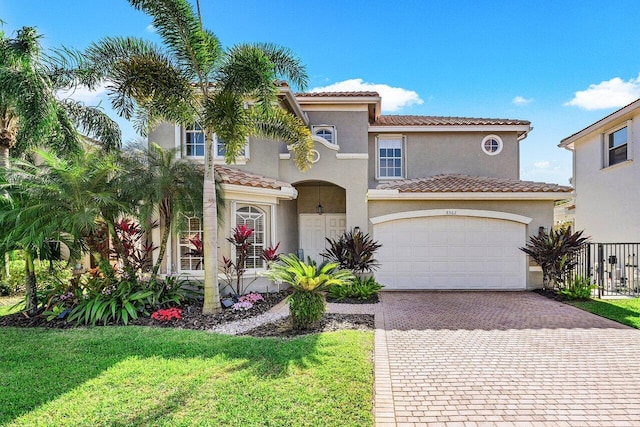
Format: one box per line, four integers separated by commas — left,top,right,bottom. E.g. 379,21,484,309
376,136,405,179
312,125,337,145
215,135,249,161
607,125,628,167
185,124,205,157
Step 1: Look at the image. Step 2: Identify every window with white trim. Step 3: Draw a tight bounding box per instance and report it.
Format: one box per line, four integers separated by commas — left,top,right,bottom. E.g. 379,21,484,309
606,125,628,167
214,135,249,161
312,125,337,145
236,206,266,269
481,134,503,155
376,136,405,179
178,215,203,271
185,124,205,157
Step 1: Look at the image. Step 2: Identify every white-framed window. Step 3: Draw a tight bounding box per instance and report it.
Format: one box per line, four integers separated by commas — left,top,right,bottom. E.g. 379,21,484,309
605,124,628,167
185,124,205,157
214,135,250,161
481,134,503,156
178,215,203,271
312,125,337,145
376,135,405,179
235,206,266,269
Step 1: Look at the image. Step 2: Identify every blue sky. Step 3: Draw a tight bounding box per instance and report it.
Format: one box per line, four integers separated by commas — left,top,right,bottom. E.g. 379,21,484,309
3,0,640,184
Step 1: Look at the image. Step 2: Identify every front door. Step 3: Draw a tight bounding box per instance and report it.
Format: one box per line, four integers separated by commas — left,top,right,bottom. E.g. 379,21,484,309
299,214,346,263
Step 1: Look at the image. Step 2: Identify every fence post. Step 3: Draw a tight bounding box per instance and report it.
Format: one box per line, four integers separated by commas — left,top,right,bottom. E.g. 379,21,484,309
597,244,604,299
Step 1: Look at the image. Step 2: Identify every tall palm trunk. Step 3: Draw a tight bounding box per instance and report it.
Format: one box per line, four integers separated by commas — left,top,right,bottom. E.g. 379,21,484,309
202,137,221,314
24,250,38,316
151,215,171,281
1,144,9,280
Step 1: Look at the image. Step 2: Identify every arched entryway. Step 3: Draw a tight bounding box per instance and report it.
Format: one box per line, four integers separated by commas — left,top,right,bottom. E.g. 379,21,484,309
293,180,346,263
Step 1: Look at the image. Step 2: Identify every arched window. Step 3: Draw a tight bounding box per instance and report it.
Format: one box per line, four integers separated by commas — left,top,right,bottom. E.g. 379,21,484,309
236,206,266,269
312,125,336,144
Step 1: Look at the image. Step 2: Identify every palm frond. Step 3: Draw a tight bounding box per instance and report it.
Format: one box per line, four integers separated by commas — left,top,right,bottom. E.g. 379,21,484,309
60,99,122,151
250,106,313,170
203,90,249,163
219,44,277,107
129,0,220,81
254,42,308,90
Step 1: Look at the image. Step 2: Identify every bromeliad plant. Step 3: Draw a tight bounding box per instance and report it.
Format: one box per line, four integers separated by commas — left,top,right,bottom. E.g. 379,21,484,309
328,275,384,302
263,254,354,330
322,229,382,274
520,228,589,289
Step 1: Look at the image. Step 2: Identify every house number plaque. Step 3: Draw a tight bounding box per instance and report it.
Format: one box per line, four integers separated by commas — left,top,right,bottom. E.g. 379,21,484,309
446,210,457,215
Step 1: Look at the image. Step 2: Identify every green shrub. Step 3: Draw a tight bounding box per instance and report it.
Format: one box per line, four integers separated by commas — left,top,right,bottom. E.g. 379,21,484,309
68,279,152,326
6,259,72,295
263,254,354,330
558,275,594,300
328,275,383,301
144,273,201,309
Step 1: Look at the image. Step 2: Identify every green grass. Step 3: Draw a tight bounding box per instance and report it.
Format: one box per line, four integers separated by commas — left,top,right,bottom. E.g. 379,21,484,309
0,296,24,316
570,298,640,329
0,327,373,426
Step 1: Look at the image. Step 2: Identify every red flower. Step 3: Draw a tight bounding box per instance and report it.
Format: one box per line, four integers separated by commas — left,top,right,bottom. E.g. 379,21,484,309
151,307,182,321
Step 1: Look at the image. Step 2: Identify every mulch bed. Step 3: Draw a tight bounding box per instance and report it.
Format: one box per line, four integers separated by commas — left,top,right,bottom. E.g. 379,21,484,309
0,290,376,338
0,290,290,330
533,288,568,302
241,313,375,338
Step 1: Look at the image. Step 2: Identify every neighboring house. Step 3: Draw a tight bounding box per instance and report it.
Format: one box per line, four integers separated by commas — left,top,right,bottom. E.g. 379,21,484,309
553,198,575,230
149,83,571,292
559,98,640,242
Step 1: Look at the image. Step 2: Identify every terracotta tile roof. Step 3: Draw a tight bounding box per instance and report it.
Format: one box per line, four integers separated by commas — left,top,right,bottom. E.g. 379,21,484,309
371,115,531,126
377,174,572,193
215,165,291,190
295,91,380,97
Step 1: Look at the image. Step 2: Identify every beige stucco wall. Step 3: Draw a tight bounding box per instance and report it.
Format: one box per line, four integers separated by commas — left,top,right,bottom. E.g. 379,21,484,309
368,131,520,188
149,123,178,151
573,113,640,242
306,111,369,153
279,141,369,231
368,199,555,288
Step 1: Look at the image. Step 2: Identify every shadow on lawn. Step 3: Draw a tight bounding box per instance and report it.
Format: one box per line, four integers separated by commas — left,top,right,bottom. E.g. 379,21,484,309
0,326,329,425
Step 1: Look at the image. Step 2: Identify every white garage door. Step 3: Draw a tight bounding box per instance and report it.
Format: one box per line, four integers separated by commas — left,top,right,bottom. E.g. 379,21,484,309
374,215,526,290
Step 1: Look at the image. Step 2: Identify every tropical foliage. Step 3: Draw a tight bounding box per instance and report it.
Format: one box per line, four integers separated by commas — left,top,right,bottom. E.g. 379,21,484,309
520,228,589,289
328,275,384,302
79,0,314,313
263,254,354,329
558,275,594,300
322,229,382,273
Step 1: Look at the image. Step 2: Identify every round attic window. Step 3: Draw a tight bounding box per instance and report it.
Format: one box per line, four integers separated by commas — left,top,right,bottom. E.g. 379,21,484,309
481,135,503,155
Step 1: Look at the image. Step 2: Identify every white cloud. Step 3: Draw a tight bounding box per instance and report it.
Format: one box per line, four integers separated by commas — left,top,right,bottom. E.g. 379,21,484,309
56,83,108,105
310,78,423,112
146,24,156,33
512,96,533,106
534,160,551,169
565,74,640,110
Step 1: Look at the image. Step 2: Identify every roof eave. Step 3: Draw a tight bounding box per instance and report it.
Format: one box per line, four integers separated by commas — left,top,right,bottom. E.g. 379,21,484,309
367,189,574,201
559,98,640,149
368,124,532,133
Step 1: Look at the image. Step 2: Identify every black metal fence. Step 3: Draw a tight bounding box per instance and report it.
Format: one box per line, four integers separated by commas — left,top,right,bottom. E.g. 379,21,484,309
571,243,640,297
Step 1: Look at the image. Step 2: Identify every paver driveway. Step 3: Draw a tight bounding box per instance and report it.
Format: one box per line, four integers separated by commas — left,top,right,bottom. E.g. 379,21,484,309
374,292,640,426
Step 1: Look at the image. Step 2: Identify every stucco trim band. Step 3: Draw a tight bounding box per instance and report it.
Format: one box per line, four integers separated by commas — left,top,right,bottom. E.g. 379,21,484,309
367,189,573,201
370,209,533,225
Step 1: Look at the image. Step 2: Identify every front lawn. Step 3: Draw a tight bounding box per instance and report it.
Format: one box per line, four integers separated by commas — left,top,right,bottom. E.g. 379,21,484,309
570,298,640,329
0,327,373,426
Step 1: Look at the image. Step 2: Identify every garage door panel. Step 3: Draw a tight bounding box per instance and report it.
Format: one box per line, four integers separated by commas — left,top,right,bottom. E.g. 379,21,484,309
374,215,526,290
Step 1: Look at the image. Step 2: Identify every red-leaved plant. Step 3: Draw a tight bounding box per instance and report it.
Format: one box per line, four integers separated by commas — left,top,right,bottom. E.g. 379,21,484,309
261,242,280,266
151,307,182,321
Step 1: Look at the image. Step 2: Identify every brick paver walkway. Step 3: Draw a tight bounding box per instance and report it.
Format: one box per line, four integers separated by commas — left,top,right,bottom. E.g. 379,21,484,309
376,292,640,426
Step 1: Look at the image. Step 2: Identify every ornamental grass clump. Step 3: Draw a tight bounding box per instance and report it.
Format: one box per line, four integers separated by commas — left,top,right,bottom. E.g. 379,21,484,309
263,254,354,330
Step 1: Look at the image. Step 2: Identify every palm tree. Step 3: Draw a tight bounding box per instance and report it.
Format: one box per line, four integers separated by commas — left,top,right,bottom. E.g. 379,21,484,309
0,148,131,314
125,142,224,281
81,0,313,313
0,26,121,166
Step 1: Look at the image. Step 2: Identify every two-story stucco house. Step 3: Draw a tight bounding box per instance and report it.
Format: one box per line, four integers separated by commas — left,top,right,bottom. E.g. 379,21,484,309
149,84,572,292
559,98,640,242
